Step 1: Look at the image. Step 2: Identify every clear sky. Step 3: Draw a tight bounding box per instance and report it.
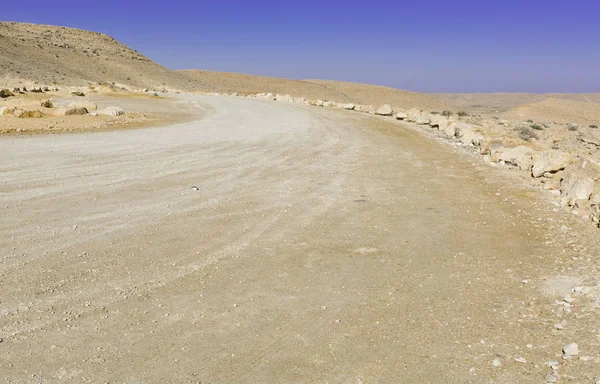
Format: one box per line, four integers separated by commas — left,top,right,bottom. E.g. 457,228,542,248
3,0,600,93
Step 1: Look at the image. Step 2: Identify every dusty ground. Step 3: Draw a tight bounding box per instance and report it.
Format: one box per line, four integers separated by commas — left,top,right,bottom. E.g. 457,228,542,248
0,90,192,134
2,95,600,383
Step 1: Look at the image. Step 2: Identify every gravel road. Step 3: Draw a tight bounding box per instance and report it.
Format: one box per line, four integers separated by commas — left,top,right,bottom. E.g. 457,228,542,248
1,95,599,383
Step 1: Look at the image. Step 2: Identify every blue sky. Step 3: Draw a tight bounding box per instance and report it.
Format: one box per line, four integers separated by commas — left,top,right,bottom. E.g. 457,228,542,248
3,0,600,93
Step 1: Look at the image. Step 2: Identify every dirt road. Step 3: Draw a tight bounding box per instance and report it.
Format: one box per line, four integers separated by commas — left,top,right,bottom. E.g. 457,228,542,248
1,95,599,383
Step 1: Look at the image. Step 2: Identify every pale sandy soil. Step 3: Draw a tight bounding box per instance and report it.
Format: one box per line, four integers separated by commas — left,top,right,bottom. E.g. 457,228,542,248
1,95,600,383
0,90,193,134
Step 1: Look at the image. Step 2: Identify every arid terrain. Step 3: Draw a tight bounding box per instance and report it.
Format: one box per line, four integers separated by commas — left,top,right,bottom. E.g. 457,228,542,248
2,22,600,384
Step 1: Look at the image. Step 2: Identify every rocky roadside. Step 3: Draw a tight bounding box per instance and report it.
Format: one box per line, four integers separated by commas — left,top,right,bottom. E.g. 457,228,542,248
0,84,181,134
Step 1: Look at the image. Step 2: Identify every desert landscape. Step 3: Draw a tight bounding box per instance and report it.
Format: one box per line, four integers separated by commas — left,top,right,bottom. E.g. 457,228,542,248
2,19,600,383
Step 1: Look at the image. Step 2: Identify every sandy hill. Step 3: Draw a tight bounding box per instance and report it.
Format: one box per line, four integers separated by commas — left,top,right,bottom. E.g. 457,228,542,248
305,79,452,111
0,21,196,90
436,93,600,115
0,21,452,110
5,21,597,120
179,70,453,110
500,98,600,126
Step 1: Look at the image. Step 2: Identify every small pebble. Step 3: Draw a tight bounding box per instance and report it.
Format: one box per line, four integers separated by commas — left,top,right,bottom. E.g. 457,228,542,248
492,357,502,367
554,323,564,330
191,186,199,191
563,295,575,304
514,356,527,364
563,343,579,356
545,372,558,383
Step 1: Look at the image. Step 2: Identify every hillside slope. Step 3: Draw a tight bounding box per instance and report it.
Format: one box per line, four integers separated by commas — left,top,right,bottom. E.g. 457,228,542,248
180,69,453,110
500,98,600,126
0,22,195,90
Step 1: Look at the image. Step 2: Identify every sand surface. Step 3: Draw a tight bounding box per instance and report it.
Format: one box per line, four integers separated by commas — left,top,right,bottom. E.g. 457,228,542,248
2,95,600,383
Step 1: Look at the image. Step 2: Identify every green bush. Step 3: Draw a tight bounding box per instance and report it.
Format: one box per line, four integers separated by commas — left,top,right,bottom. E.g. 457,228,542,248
457,111,468,117
516,127,538,141
590,124,598,129
530,124,544,130
442,110,453,117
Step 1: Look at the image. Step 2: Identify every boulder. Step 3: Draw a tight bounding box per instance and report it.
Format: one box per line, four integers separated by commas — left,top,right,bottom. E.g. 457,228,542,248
444,123,456,138
471,133,485,147
429,115,449,129
340,103,355,110
40,100,54,108
531,150,574,178
8,108,45,118
355,105,374,113
415,115,431,125
323,101,335,108
375,104,393,116
275,94,293,103
64,107,89,116
580,134,600,147
395,112,407,120
489,141,504,159
495,145,536,170
406,108,421,122
454,124,483,147
69,102,97,111
455,123,475,145
561,159,600,201
590,182,600,205
293,97,308,104
0,89,15,98
98,107,125,116
590,183,600,225
0,106,6,116
30,87,44,93
309,100,325,107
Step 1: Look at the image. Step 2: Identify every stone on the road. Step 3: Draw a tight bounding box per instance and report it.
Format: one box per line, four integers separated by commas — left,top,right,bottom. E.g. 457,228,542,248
563,343,579,356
